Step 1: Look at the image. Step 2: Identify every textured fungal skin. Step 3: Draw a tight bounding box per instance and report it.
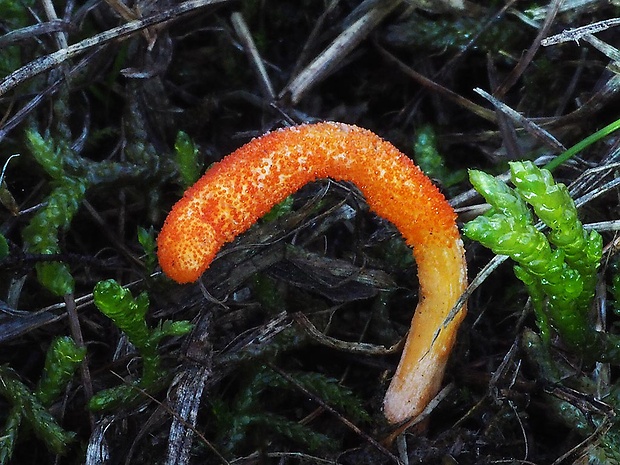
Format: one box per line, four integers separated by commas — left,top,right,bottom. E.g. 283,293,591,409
157,122,467,423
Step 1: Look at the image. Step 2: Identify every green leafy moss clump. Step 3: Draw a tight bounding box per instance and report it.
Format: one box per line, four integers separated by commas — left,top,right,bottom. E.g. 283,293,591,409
174,130,203,188
0,336,84,463
211,364,369,455
89,279,192,411
22,129,88,296
464,161,606,356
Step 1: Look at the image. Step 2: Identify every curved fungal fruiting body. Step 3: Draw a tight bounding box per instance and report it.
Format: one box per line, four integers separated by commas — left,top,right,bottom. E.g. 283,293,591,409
157,122,467,424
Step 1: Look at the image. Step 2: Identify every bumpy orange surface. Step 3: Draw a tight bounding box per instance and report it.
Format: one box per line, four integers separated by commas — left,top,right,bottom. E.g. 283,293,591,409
157,122,467,423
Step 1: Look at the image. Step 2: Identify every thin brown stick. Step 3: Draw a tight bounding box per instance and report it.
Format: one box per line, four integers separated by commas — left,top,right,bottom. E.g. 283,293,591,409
474,87,566,152
495,0,563,97
542,18,620,46
0,0,231,97
280,0,402,104
231,12,276,100
292,312,401,355
64,293,94,429
377,45,496,122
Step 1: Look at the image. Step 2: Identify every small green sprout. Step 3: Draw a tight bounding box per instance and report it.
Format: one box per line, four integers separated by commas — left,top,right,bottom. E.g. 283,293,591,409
25,129,66,180
544,117,620,171
36,336,87,406
137,226,157,274
464,161,605,355
90,280,192,411
174,130,203,188
22,177,87,296
262,195,294,222
413,125,466,188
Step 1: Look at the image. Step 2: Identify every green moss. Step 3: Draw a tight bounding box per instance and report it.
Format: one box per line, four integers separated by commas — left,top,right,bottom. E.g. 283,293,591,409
90,280,192,411
174,130,203,188
137,226,158,274
0,337,83,463
464,162,603,354
22,177,87,296
36,337,86,407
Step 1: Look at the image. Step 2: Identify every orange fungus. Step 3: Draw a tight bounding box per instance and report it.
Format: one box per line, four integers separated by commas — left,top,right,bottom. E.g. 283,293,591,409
157,122,467,424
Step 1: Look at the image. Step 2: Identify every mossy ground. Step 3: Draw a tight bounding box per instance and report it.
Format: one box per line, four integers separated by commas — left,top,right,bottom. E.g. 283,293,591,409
2,1,620,463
